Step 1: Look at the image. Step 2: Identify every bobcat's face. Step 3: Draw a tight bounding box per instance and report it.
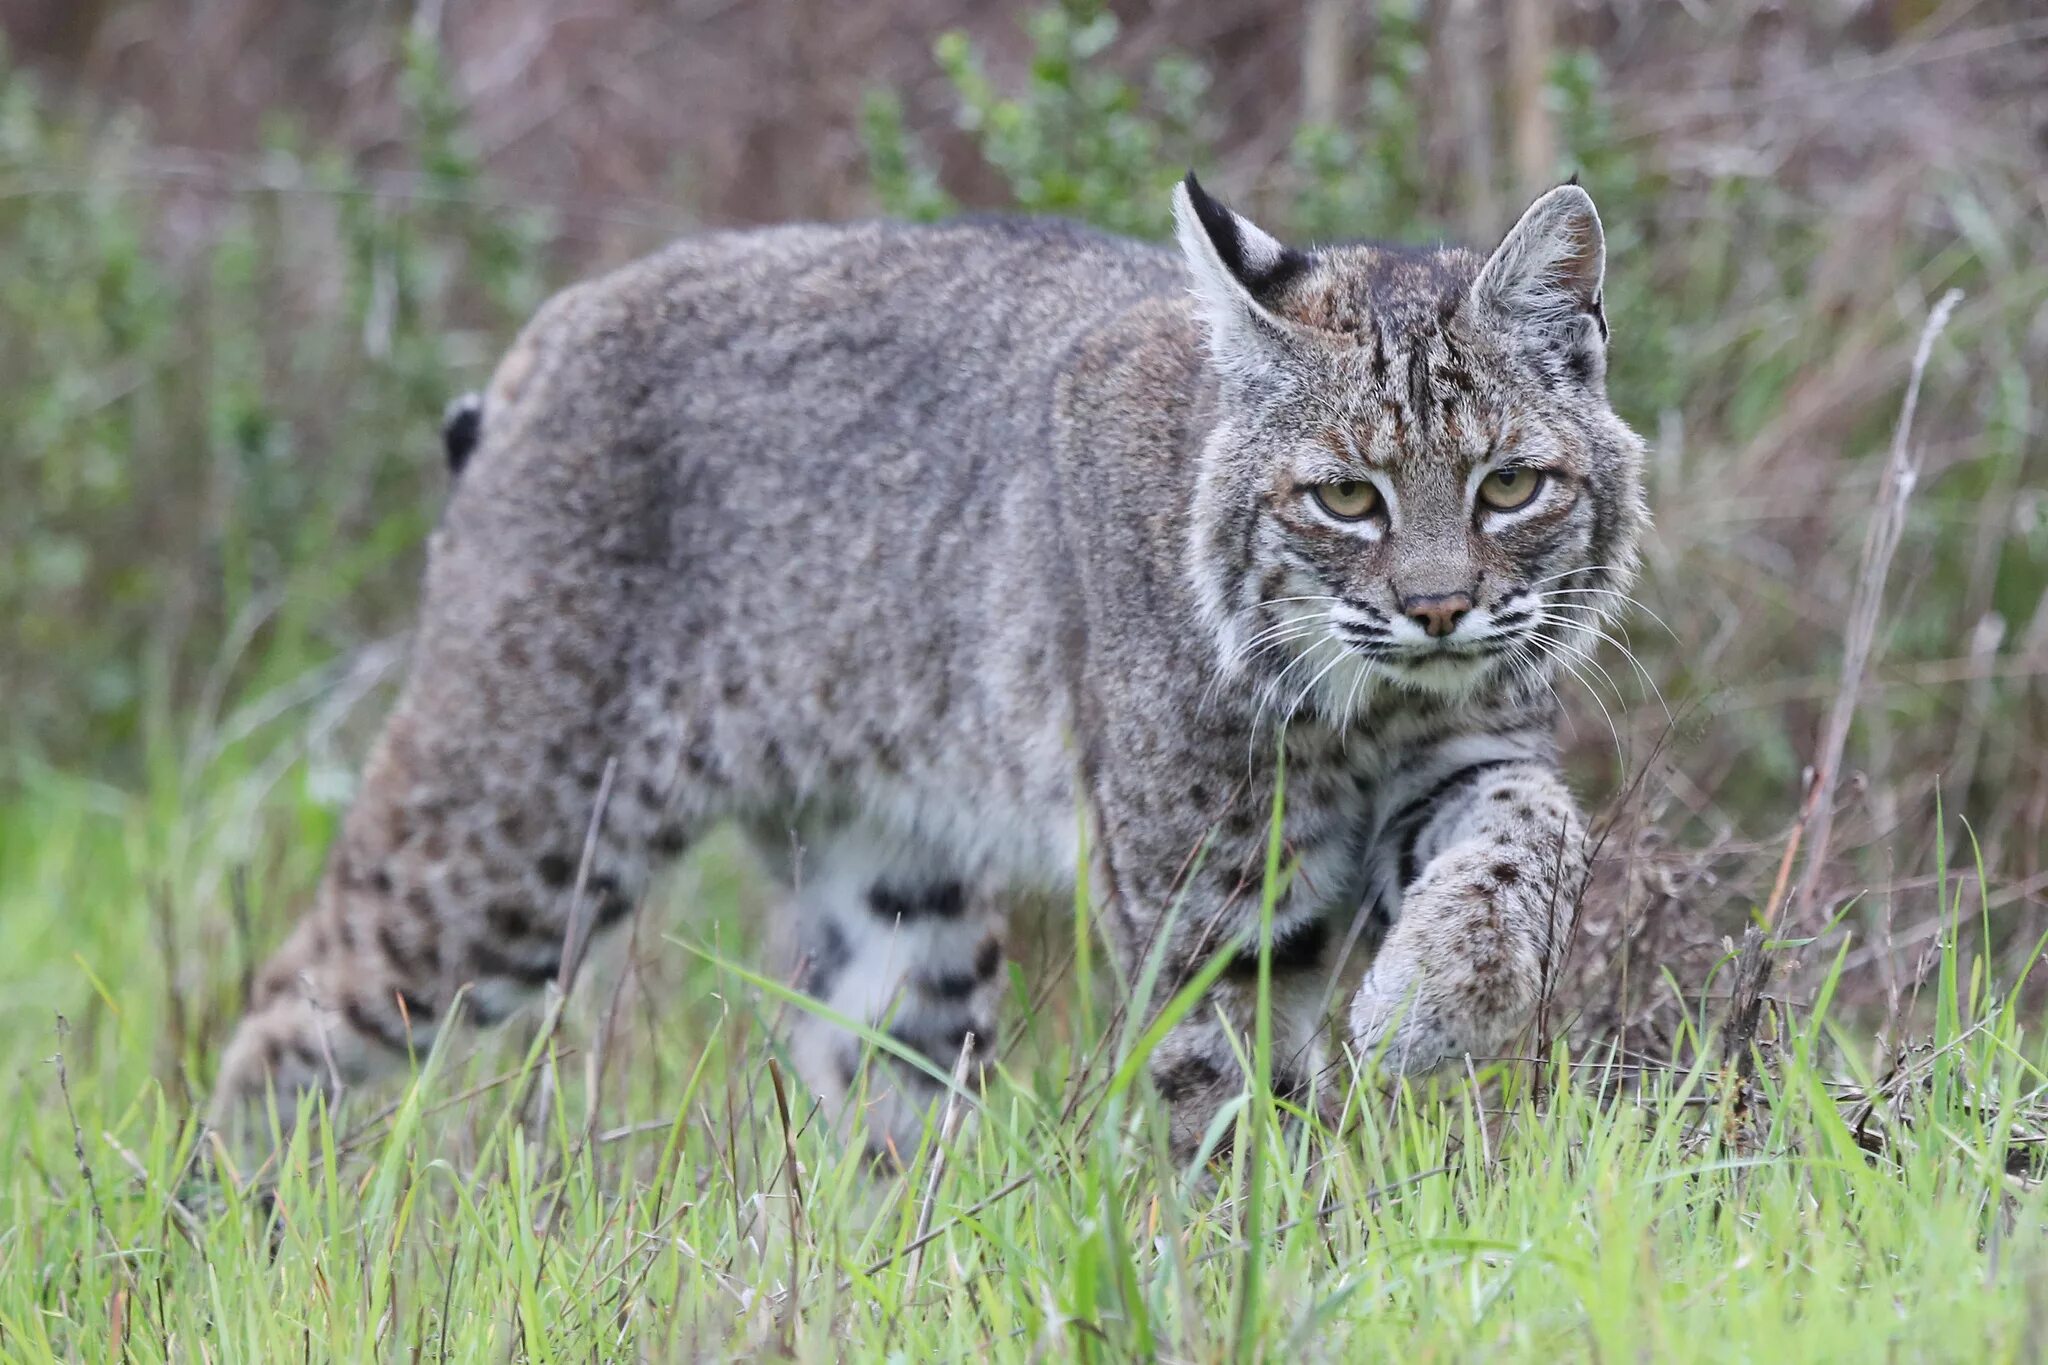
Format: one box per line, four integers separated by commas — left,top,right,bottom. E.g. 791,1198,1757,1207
1176,175,1647,710
1247,332,1627,701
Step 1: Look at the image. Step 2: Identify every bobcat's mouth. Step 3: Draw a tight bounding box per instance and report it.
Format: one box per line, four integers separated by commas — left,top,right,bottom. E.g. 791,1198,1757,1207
1375,641,1500,694
1250,593,1567,708
1331,624,1501,694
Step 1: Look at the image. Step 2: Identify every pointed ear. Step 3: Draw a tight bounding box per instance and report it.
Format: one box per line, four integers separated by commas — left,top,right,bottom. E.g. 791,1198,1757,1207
1470,183,1609,382
1172,172,1310,376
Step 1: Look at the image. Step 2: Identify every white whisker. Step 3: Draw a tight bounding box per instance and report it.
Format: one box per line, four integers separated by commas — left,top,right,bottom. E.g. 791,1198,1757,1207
1288,644,1356,720
1251,631,1336,722
1502,634,1578,745
1337,650,1377,730
1523,630,1628,774
1525,609,1672,721
1256,595,1350,608
1533,586,1680,643
1526,563,1630,590
1206,622,1329,707
1200,609,1335,720
1242,627,1367,773
1226,616,1332,662
1522,612,1637,702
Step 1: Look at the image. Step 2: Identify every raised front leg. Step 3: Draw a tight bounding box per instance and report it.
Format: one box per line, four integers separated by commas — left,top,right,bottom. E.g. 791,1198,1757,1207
1349,743,1588,1075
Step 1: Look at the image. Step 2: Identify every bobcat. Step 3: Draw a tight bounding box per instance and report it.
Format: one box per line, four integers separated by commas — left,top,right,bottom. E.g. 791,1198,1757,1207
212,175,1644,1159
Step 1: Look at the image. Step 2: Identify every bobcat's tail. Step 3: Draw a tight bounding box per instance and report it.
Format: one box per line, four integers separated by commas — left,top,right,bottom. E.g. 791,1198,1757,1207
442,392,483,476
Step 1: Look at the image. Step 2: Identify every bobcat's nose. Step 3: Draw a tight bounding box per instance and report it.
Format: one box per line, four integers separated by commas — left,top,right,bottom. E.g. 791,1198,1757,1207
1400,591,1474,639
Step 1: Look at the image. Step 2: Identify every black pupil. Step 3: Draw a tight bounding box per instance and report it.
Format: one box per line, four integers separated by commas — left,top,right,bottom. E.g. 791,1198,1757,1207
1497,471,1523,487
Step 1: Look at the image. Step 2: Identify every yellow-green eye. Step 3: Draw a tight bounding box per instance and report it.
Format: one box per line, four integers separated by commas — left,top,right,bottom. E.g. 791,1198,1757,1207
1312,480,1381,520
1478,467,1544,512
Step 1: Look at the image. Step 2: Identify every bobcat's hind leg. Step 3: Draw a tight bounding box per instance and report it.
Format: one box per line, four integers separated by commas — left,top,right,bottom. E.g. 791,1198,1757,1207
767,823,1007,1163
209,549,698,1142
210,698,693,1141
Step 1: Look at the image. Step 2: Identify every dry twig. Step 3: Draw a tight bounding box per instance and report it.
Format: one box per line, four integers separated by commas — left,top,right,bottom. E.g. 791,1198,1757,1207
1723,291,1960,1085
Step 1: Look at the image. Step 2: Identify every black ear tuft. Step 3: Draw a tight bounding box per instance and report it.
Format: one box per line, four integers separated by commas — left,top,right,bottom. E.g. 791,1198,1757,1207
1181,172,1244,277
1566,170,1582,188
442,392,482,477
1179,171,1310,304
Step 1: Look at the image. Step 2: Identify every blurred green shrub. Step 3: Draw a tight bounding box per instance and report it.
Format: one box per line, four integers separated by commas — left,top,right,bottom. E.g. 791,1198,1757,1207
1285,0,1432,242
0,38,549,779
924,0,1208,238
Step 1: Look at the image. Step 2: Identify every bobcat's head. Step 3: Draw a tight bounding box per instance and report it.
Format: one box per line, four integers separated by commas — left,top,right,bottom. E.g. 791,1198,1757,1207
1178,173,1648,717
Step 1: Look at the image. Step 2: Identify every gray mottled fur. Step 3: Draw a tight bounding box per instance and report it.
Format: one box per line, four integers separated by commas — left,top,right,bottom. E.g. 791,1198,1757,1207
213,178,1645,1160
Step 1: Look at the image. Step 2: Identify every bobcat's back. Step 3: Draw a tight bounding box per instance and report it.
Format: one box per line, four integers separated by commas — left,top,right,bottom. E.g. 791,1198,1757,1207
463,214,1182,559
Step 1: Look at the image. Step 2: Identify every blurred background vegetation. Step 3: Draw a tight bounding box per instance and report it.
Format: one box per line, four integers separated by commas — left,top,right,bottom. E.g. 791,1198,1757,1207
0,0,2043,1031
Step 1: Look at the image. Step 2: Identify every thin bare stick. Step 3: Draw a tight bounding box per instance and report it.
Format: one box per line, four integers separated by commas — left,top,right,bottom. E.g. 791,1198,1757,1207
1720,293,1963,1084
55,1016,135,1291
767,1057,806,1346
1712,294,1966,1080
525,755,620,1141
1791,290,1961,924
103,1131,205,1250
585,892,648,1146
559,755,621,995
905,1031,978,1297
850,1168,1039,1287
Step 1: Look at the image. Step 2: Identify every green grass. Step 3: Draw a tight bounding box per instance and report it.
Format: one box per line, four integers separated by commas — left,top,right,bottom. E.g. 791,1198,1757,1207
2,737,2045,1362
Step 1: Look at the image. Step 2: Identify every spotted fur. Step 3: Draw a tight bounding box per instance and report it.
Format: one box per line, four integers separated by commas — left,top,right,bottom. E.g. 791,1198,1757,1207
211,178,1645,1161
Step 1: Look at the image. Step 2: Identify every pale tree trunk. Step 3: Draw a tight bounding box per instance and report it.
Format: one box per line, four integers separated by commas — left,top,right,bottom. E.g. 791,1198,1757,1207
1300,0,1353,128
1505,0,1557,200
1441,0,1497,239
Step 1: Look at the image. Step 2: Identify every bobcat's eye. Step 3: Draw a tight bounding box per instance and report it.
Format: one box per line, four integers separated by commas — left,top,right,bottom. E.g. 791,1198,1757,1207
1477,467,1544,512
1311,480,1381,521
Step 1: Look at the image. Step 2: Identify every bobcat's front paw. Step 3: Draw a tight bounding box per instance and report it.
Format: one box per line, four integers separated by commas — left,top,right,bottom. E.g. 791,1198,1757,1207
1347,846,1562,1076
1348,967,1471,1077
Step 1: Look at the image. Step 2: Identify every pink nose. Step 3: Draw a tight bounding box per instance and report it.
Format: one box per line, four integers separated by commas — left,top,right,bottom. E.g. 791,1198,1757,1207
1401,592,1473,638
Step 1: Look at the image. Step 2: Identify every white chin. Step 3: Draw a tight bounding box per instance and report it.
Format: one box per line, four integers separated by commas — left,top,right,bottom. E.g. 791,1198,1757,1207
1388,652,1493,697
